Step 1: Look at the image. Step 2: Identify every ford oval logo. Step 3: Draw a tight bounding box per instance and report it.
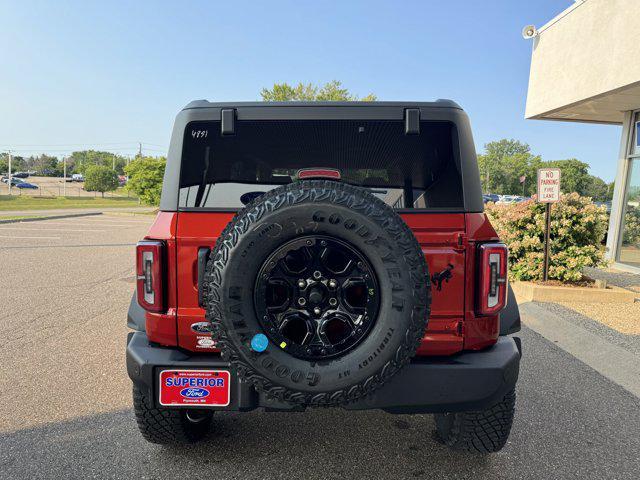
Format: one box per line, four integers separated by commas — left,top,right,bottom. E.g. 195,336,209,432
191,322,212,334
180,387,210,399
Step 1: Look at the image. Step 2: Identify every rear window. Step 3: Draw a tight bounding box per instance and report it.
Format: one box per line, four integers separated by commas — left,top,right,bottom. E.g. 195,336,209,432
179,120,463,210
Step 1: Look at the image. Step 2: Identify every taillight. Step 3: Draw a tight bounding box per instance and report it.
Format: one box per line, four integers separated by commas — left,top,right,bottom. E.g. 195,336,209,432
136,240,165,312
297,168,341,180
476,243,508,315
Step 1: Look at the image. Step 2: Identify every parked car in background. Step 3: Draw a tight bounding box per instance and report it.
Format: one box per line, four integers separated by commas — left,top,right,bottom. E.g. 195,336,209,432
16,182,38,189
3,177,27,186
497,195,519,204
482,193,500,204
71,173,84,182
12,172,30,178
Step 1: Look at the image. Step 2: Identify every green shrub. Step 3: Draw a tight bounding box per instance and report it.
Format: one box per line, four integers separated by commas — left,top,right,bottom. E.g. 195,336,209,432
485,193,608,282
622,207,640,246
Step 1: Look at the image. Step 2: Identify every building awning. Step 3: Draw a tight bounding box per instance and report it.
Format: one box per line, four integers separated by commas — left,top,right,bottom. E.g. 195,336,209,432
528,81,640,125
525,0,640,125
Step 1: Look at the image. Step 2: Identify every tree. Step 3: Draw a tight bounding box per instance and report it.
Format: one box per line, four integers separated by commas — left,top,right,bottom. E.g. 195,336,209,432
477,140,609,199
69,150,129,175
543,158,590,196
484,139,531,160
261,80,376,101
0,153,27,173
27,154,61,176
583,175,612,201
477,140,541,196
124,156,166,206
84,164,119,197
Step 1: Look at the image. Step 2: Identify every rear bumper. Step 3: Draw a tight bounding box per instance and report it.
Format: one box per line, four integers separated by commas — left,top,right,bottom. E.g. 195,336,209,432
126,331,521,414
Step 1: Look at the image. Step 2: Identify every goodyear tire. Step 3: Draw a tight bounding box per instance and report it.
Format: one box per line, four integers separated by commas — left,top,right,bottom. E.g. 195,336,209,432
203,180,430,406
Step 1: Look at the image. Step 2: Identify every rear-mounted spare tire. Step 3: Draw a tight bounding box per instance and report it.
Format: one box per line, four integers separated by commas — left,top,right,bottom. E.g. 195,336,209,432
202,180,431,406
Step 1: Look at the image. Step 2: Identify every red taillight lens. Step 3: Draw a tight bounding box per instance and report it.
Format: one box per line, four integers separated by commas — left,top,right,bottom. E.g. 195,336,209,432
297,168,341,180
136,240,165,312
476,243,508,315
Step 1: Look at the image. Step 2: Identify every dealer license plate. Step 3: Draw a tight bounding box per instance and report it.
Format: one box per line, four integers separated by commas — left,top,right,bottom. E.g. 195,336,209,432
159,370,231,407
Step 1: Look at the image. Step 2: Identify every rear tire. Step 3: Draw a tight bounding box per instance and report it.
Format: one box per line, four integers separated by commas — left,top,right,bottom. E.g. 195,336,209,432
132,385,213,445
434,388,516,453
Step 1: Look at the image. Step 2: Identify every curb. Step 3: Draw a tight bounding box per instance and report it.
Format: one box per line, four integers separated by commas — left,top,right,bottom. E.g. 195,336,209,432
102,210,156,217
0,212,102,224
512,280,636,304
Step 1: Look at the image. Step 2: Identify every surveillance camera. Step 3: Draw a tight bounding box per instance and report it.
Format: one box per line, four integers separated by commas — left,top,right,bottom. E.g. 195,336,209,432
522,25,537,39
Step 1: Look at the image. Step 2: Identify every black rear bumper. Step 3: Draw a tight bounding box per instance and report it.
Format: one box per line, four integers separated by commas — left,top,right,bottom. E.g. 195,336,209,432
126,332,520,414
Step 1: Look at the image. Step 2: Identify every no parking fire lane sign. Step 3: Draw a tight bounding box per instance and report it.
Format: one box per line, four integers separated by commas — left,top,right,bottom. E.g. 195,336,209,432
537,168,561,203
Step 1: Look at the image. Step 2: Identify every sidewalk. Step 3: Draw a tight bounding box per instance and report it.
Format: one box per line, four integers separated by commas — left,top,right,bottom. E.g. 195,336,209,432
520,302,640,398
0,206,155,217
584,266,640,291
531,301,640,355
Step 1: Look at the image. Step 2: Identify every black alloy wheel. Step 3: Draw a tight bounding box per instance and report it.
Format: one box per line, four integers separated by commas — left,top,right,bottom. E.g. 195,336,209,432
254,235,379,361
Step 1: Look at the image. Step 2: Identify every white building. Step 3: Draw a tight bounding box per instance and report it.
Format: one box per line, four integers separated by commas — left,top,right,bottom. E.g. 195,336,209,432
525,0,640,273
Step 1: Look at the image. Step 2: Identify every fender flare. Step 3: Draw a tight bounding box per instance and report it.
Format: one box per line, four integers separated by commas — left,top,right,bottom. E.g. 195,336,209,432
499,285,521,336
127,289,146,332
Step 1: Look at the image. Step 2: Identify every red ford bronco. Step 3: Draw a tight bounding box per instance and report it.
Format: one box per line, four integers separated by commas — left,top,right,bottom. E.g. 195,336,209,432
127,101,521,453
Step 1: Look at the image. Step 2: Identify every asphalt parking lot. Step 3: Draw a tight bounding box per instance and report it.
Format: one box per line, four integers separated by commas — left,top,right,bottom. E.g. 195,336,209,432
1,215,639,479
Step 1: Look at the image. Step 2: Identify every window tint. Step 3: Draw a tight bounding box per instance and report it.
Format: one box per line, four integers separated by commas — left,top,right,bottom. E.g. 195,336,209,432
179,120,463,210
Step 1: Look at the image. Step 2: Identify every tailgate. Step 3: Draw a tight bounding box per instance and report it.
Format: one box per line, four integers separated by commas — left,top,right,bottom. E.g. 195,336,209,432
175,211,466,355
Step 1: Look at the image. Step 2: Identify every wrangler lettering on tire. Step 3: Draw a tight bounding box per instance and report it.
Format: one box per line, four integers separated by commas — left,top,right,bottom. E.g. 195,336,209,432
202,180,431,406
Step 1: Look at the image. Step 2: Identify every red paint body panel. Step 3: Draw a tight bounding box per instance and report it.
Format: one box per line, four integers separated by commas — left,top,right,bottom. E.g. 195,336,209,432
144,212,179,346
400,214,466,355
463,213,501,350
142,210,503,356
175,213,234,351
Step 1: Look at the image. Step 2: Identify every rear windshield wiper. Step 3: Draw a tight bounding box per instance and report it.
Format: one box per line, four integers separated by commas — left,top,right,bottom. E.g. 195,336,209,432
194,147,211,207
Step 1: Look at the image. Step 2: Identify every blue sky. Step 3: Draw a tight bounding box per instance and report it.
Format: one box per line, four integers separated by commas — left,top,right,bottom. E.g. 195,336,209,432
0,0,621,181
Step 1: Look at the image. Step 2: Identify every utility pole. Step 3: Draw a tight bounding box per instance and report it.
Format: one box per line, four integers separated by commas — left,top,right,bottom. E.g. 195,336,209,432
63,156,67,197
8,151,12,196
112,153,116,171
138,143,142,158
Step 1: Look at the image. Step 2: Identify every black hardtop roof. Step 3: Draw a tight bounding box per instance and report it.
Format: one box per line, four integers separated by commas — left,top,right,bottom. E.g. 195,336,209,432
182,99,463,111
159,98,482,212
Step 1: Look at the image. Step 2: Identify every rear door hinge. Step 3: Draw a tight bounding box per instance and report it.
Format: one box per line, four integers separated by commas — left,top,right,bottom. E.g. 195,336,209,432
197,247,211,307
454,233,468,251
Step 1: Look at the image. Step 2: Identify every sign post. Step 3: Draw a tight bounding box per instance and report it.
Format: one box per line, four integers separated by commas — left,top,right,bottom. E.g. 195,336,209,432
537,168,561,281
